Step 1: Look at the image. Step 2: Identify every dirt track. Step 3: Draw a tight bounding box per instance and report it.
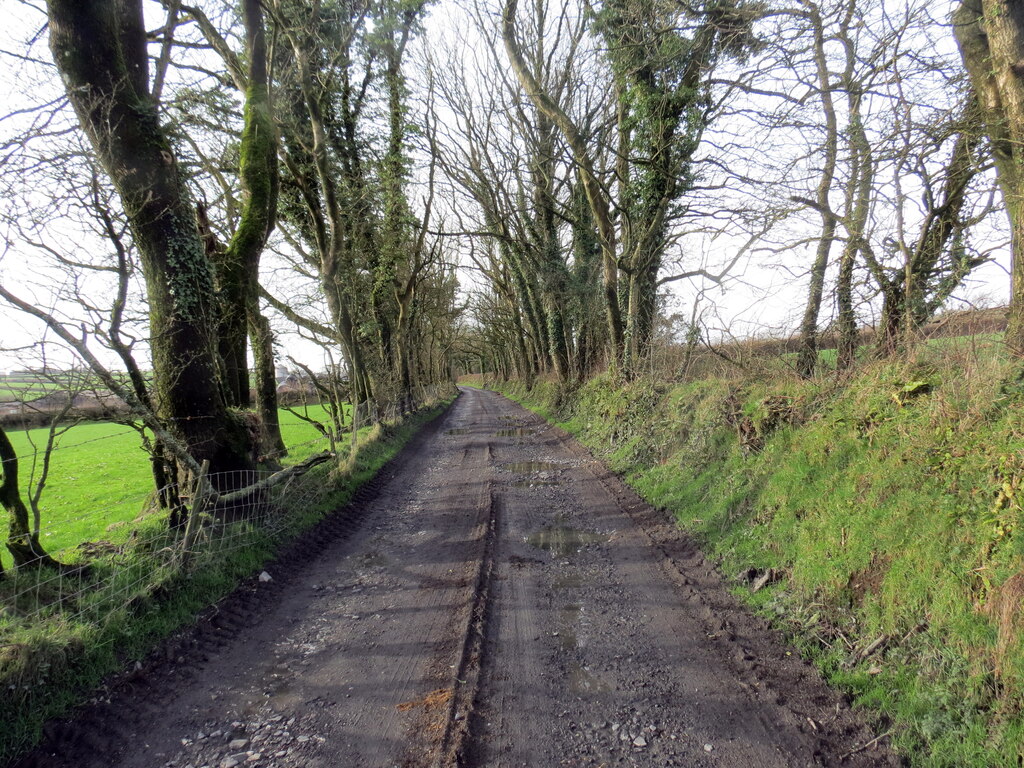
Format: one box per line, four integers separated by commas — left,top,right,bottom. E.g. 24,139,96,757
19,387,901,768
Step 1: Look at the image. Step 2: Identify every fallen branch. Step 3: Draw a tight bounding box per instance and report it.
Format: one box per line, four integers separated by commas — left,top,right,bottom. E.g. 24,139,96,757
214,451,335,506
839,730,893,761
858,634,889,660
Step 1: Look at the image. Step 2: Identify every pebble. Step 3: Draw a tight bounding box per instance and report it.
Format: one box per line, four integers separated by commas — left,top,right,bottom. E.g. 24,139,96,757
632,735,647,748
704,743,714,752
228,739,248,750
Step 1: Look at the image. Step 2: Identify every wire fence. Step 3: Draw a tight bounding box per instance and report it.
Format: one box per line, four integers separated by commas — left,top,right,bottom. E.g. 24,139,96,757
0,461,335,700
0,381,455,752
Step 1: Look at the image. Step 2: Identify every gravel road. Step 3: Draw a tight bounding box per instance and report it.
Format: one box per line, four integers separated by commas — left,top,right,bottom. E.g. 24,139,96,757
18,387,901,768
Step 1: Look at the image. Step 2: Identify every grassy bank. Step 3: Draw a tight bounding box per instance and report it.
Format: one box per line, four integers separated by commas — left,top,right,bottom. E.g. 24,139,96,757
484,342,1024,767
0,392,454,765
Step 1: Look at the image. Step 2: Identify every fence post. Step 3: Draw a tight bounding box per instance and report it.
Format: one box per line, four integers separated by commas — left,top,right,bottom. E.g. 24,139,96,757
180,459,211,565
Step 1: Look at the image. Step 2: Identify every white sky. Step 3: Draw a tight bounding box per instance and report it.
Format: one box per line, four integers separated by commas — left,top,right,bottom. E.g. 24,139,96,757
0,0,1012,376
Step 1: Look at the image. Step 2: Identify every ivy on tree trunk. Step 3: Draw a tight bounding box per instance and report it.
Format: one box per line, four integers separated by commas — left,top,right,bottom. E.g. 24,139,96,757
46,0,254,481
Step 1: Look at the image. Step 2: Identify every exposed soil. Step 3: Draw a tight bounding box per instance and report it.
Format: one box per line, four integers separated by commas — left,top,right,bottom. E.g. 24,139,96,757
16,387,902,768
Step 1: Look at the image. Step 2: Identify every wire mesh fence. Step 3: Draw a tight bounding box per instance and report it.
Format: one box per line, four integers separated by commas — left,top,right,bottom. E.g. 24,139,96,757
0,382,455,752
0,460,335,701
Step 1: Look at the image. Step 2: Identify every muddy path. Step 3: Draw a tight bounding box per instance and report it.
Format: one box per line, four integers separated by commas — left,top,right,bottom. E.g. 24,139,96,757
18,387,900,768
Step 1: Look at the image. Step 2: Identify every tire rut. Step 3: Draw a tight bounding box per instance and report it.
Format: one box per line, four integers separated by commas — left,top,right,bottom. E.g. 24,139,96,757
15,389,903,768
432,485,499,768
475,389,901,767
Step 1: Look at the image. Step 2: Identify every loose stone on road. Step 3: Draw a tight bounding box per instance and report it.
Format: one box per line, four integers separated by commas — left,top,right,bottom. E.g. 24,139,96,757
20,387,899,768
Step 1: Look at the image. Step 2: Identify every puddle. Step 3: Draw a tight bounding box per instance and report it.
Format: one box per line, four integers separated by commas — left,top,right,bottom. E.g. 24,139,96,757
501,461,562,473
568,663,610,694
267,685,303,712
557,605,580,651
445,428,471,435
511,479,559,489
262,663,303,711
495,427,535,437
527,525,608,557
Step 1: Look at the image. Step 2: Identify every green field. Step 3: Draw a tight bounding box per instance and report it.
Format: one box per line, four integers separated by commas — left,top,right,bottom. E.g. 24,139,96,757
3,404,348,558
808,332,1008,371
0,372,151,404
0,381,59,403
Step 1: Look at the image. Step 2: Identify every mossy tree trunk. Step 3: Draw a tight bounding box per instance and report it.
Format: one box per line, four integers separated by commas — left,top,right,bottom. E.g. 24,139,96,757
524,3,573,383
279,1,427,419
795,1,840,379
873,114,982,356
46,0,254,481
0,425,60,570
502,0,625,368
213,0,279,409
835,46,870,373
375,7,415,398
533,111,573,383
569,179,605,380
505,0,758,378
865,95,982,358
603,0,757,377
955,0,1024,355
250,306,286,459
234,0,283,455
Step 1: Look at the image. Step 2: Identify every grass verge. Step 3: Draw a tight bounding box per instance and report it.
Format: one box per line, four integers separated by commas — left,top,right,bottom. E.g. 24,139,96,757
486,341,1024,767
0,391,454,765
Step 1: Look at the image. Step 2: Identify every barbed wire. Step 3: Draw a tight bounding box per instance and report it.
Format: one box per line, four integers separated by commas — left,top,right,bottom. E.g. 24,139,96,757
2,411,343,458
6,427,141,454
